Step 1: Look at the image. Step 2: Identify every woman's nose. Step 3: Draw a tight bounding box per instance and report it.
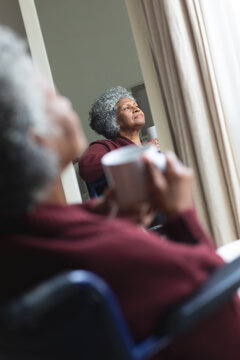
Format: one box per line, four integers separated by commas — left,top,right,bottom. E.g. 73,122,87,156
133,106,140,113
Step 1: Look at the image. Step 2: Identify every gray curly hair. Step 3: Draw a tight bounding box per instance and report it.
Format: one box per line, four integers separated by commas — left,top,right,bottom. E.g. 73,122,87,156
89,86,135,139
0,26,58,216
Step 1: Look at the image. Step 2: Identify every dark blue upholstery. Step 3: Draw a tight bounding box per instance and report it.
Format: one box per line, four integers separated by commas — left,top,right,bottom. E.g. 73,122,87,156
1,257,240,359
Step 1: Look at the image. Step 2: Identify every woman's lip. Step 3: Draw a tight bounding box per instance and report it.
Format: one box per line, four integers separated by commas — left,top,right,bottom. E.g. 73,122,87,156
134,113,143,119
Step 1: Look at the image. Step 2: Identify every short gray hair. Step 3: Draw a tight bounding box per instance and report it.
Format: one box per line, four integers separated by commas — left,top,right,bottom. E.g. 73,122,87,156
0,26,58,215
89,86,135,139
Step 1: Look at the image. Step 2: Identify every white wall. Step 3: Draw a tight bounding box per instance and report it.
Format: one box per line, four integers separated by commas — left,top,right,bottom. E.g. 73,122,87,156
35,0,144,143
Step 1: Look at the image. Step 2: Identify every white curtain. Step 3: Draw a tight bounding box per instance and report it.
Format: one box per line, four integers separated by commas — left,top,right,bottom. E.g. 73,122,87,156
193,0,240,219
141,0,240,246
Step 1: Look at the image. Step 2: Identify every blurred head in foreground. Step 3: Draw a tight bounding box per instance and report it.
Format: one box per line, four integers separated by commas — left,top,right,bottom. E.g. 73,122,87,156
0,26,87,216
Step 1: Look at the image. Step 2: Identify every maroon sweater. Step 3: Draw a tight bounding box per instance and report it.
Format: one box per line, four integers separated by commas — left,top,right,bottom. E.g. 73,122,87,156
1,203,240,359
78,136,137,182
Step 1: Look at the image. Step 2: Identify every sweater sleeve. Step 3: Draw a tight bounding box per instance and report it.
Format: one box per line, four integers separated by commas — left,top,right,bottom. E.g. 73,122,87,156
163,208,216,248
78,142,110,182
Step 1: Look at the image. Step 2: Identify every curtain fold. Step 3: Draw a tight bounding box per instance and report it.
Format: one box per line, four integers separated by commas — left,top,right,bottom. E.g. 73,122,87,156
141,0,240,246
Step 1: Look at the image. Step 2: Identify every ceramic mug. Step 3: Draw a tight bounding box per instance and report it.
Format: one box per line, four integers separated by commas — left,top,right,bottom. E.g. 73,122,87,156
101,144,166,210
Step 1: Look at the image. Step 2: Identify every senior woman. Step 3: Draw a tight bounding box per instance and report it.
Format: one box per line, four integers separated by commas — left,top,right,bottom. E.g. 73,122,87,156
1,26,240,360
78,86,148,196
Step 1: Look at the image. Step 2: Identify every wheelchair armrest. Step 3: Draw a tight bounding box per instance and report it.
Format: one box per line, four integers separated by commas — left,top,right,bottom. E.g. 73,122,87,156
134,257,240,359
161,256,240,337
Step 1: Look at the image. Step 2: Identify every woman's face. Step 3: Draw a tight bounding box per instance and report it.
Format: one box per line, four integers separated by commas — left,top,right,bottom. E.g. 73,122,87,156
116,97,145,132
35,76,87,171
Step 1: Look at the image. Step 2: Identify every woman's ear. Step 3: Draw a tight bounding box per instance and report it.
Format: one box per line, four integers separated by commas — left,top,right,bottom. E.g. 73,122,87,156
30,132,44,145
116,111,122,126
30,132,52,148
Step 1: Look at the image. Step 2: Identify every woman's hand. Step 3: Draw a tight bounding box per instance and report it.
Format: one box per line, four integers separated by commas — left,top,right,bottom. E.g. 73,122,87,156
90,189,155,228
147,138,161,152
143,151,194,219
